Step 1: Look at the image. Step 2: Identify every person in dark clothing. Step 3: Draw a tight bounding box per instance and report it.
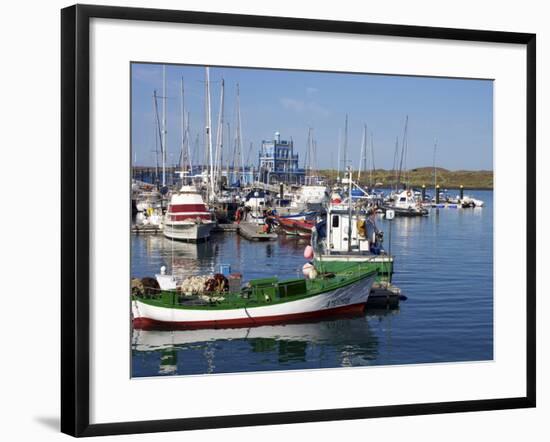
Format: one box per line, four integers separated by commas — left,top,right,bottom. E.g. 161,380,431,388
264,209,275,233
365,208,380,251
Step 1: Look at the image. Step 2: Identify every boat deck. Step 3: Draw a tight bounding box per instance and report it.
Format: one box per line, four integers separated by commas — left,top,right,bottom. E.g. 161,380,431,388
136,266,378,311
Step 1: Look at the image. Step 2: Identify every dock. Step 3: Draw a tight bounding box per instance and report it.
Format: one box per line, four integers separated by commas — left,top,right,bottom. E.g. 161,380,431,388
131,224,163,235
212,223,239,232
237,222,278,241
130,222,275,239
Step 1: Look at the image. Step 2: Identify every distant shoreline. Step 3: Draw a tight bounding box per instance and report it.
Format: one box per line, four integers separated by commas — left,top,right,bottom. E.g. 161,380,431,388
131,166,494,190
318,167,493,190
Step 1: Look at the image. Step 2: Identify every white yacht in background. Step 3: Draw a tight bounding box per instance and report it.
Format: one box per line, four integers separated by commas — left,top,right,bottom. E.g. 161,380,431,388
291,127,329,208
293,184,329,207
460,195,485,208
384,189,428,217
244,189,269,224
163,185,215,242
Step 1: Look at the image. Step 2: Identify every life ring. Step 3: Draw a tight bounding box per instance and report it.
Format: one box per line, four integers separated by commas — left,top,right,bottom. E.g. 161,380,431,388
406,190,412,197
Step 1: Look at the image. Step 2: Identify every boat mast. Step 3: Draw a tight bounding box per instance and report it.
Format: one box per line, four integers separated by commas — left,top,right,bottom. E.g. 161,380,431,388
226,122,231,182
397,115,409,189
392,136,399,192
347,166,353,253
358,123,367,182
370,132,375,188
214,78,225,192
179,77,187,181
231,117,239,185
305,127,313,185
162,65,167,188
186,111,192,176
246,142,253,168
194,132,200,174
337,129,341,183
433,138,438,194
205,67,214,197
312,139,318,182
343,114,348,173
153,90,163,188
236,83,244,185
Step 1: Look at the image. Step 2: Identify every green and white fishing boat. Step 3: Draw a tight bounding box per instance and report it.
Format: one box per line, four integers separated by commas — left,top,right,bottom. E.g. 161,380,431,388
132,263,377,330
311,169,394,284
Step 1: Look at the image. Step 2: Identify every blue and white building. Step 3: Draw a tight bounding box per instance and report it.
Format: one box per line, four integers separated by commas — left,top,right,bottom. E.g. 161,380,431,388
258,132,305,184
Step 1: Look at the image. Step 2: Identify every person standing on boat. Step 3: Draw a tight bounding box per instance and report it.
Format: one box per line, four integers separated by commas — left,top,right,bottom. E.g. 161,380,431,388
264,209,275,233
365,208,380,252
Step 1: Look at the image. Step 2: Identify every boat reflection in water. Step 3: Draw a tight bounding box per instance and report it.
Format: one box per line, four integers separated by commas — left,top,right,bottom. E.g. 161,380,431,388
132,234,217,278
132,309,399,376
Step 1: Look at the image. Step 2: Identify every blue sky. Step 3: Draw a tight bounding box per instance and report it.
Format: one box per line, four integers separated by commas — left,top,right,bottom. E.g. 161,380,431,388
131,63,493,171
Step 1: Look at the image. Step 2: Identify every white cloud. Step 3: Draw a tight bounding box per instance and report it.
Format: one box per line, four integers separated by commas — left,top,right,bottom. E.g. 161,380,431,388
279,97,329,117
280,97,306,112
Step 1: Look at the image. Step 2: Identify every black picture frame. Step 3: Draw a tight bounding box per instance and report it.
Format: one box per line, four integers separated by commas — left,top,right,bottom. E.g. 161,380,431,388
61,4,536,437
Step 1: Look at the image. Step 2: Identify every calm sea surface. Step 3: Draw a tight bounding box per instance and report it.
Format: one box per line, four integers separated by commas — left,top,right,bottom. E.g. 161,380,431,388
131,190,493,377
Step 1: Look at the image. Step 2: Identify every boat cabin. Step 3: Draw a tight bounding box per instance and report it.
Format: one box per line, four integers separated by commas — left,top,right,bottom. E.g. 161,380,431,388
392,189,418,209
326,209,371,254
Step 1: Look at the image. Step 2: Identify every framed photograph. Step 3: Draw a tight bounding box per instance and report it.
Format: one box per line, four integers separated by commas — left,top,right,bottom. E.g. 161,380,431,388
61,4,536,437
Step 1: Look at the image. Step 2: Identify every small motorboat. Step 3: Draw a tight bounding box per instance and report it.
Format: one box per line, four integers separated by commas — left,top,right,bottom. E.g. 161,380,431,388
276,216,316,237
460,195,484,208
383,189,429,217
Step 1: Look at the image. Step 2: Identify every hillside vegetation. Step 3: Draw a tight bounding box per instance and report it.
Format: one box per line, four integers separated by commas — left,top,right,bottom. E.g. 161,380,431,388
318,167,493,189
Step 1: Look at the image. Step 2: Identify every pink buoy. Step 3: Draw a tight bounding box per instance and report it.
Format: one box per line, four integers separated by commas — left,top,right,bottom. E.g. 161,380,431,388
303,245,314,260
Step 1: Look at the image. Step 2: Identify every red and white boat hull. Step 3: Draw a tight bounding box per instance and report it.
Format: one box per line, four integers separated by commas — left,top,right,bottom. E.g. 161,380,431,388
163,185,215,242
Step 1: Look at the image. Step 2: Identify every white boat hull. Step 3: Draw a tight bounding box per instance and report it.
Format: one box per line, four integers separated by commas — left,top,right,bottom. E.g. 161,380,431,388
132,273,376,328
163,222,214,242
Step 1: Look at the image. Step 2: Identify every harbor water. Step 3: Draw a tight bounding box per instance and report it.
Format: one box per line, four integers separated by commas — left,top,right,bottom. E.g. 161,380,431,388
131,190,493,377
